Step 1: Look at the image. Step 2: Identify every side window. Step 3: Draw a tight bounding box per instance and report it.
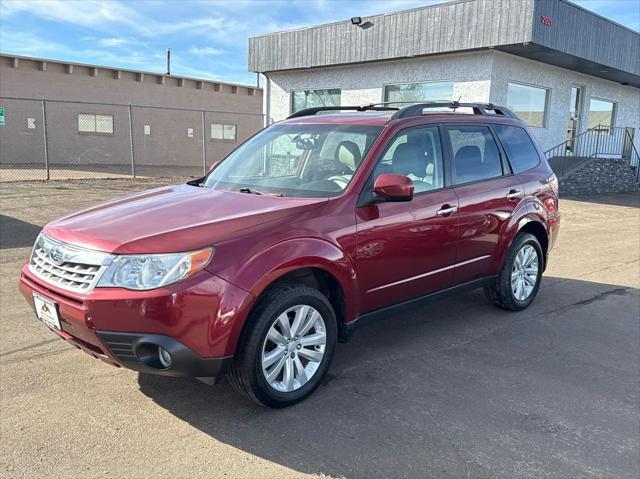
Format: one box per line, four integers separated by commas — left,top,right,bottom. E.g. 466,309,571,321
493,124,540,173
373,125,444,194
447,125,503,185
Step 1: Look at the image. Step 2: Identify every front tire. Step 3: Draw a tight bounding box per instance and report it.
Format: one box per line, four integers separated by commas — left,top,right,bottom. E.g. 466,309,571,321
485,233,543,311
228,283,337,408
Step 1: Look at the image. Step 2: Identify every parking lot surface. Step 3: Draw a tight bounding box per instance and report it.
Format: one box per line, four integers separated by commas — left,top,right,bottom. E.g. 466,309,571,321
1,179,638,479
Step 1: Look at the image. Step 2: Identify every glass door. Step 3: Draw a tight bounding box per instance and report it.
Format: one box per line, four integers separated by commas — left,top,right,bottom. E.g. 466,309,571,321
567,86,583,154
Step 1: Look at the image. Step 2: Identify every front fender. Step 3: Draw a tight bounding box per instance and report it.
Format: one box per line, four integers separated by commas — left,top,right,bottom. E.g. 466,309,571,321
222,237,358,351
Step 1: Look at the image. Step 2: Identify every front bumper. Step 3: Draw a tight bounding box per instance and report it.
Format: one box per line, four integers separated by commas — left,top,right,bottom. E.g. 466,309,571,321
19,265,253,378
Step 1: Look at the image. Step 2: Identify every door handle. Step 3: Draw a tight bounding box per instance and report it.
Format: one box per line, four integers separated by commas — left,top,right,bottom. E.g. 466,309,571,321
506,189,522,201
436,205,458,216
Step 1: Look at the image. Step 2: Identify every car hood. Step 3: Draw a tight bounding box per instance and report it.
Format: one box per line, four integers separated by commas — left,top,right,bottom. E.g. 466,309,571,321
44,184,327,254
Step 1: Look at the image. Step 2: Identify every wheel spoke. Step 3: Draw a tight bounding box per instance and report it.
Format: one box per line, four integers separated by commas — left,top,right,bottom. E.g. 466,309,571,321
283,357,295,390
276,313,292,339
299,332,326,347
523,273,536,286
265,355,286,384
290,305,309,337
293,355,307,384
298,347,323,363
267,326,287,346
262,346,285,369
298,309,320,337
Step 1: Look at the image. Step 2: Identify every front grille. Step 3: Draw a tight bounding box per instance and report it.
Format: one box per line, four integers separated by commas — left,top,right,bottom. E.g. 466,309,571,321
29,234,113,294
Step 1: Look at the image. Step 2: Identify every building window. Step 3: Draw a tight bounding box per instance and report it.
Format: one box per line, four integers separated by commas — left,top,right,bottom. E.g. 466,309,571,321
587,98,616,131
78,113,114,134
383,81,453,103
506,82,549,128
211,123,236,141
291,89,341,113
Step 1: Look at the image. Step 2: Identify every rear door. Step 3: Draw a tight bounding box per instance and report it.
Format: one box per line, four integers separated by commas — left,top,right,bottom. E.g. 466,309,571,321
355,124,459,313
444,124,523,285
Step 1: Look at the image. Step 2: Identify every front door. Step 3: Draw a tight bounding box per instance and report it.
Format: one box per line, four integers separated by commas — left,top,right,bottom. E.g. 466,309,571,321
567,86,583,154
444,124,523,284
355,125,459,313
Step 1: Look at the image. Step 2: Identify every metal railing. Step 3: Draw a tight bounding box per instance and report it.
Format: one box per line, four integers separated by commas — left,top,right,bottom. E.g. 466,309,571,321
544,124,639,181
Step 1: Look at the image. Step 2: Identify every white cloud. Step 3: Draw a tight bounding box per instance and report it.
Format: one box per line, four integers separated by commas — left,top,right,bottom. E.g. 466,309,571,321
188,46,226,56
97,37,129,47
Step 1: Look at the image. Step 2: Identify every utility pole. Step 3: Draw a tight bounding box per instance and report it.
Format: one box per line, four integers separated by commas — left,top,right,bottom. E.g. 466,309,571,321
166,48,171,75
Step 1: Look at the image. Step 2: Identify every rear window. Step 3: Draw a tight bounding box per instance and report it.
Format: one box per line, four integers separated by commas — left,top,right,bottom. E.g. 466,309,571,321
493,125,540,173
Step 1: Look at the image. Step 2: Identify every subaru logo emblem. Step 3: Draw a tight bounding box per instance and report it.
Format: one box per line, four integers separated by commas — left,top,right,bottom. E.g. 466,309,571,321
49,246,65,266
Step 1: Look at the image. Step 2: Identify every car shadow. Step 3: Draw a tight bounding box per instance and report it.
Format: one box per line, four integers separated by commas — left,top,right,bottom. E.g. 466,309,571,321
137,278,639,478
0,215,42,249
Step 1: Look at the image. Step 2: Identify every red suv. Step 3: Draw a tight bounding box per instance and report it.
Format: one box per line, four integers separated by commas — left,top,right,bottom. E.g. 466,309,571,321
19,102,560,407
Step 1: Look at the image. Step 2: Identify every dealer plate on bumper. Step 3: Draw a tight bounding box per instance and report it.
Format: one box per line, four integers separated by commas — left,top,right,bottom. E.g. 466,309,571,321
33,292,61,331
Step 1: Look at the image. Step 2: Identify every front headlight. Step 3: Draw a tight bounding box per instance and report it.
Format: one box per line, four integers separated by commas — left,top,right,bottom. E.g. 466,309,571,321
97,247,213,290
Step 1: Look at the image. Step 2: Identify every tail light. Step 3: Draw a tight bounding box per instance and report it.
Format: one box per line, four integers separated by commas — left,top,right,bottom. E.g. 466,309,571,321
544,174,559,214
548,174,559,197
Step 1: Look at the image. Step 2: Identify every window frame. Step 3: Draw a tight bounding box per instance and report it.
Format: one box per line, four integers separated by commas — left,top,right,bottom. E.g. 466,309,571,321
506,81,550,129
587,97,617,134
381,80,455,103
77,112,114,136
290,88,342,114
210,123,237,142
442,122,511,187
357,123,449,206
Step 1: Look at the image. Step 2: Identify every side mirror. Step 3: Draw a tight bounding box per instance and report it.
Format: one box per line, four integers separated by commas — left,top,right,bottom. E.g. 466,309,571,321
373,174,414,202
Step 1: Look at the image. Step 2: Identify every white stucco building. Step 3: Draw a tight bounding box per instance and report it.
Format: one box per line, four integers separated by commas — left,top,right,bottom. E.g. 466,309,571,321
249,0,639,154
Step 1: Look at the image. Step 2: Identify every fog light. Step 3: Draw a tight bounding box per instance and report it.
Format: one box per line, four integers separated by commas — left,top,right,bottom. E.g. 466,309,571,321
158,346,172,368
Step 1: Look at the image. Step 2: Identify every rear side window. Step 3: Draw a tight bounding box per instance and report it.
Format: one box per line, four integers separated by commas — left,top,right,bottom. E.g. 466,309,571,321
494,124,540,173
447,125,503,185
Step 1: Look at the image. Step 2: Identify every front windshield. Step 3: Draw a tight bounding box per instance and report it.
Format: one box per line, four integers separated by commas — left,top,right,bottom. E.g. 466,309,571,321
204,123,383,198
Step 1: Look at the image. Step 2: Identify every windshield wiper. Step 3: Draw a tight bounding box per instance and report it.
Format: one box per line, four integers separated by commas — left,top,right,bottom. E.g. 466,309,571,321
239,187,264,195
238,187,285,197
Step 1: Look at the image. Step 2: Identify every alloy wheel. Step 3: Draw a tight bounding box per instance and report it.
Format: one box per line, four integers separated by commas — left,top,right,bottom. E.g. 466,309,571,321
261,304,327,392
511,244,539,301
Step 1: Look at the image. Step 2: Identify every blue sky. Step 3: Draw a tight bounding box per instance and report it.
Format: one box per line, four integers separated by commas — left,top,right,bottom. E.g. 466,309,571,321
1,0,638,86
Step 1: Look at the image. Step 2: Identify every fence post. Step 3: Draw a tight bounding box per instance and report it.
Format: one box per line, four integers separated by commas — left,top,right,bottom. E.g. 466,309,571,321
41,98,50,180
595,124,601,157
201,111,206,175
128,103,135,178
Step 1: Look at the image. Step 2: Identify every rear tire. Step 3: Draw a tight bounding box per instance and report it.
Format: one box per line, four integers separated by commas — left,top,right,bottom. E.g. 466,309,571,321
228,282,337,408
485,232,543,311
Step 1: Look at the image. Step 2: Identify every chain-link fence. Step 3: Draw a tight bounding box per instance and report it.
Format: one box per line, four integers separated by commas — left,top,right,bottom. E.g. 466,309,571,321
0,96,264,182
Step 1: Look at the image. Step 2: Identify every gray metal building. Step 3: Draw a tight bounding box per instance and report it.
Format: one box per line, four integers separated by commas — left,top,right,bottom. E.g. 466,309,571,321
0,54,263,180
249,0,639,154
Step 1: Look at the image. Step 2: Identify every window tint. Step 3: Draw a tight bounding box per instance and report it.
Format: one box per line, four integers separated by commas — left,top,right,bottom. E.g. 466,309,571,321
494,125,540,173
291,89,341,113
447,126,503,185
373,126,444,193
506,82,548,128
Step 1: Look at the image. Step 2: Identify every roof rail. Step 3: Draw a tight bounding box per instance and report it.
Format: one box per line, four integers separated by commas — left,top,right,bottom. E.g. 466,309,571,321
287,104,399,119
391,102,518,119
